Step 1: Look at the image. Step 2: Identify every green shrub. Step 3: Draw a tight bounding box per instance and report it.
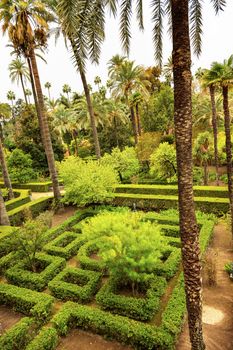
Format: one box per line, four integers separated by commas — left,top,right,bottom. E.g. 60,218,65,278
77,238,106,273
7,149,38,183
25,327,58,350
150,143,177,183
59,156,119,206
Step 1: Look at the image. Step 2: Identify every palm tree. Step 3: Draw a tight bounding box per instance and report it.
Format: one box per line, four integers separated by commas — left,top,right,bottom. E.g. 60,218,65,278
45,82,52,100
6,91,16,110
9,58,30,104
94,76,101,90
207,57,233,235
0,0,61,201
0,103,14,199
110,1,226,348
0,190,10,226
163,56,173,86
25,89,32,103
62,84,71,102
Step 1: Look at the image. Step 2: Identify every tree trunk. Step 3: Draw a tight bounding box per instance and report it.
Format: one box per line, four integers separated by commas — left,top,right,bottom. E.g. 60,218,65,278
209,85,219,185
203,162,208,186
135,103,142,136
69,39,101,159
113,116,119,148
0,131,14,200
130,107,139,145
29,50,61,201
222,85,233,236
171,1,205,349
0,190,10,225
20,73,28,105
72,130,78,156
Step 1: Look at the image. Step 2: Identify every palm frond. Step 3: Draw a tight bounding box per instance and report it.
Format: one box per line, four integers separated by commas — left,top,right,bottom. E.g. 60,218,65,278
120,0,132,55
136,0,144,30
190,0,203,57
105,0,118,17
210,0,226,14
151,0,165,67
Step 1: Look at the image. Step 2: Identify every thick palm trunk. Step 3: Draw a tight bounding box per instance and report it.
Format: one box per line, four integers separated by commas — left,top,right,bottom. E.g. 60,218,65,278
222,86,233,235
135,103,142,136
29,50,61,200
209,85,219,185
20,73,28,105
171,1,205,349
130,107,139,145
0,132,14,199
0,190,10,226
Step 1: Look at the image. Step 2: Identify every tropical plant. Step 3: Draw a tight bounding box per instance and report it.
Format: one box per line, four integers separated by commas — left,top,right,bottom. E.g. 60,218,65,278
45,81,52,100
25,88,32,103
9,58,30,104
150,142,177,183
193,132,213,185
7,149,38,183
62,84,71,102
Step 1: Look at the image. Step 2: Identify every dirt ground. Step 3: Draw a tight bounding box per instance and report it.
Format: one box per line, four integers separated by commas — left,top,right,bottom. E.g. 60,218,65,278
56,329,132,350
51,206,76,227
176,223,233,350
0,305,22,335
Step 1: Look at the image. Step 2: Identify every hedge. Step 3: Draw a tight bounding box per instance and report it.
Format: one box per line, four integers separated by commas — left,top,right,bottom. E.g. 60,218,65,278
0,181,53,192
96,275,167,321
51,302,173,350
115,184,229,198
5,253,66,291
0,283,54,321
8,196,53,226
77,238,107,273
5,189,31,212
43,232,87,259
113,193,229,215
0,317,35,350
48,267,102,303
153,247,181,280
25,326,58,350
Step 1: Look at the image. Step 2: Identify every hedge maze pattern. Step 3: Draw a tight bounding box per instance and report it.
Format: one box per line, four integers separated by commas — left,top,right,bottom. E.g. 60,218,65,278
0,208,215,350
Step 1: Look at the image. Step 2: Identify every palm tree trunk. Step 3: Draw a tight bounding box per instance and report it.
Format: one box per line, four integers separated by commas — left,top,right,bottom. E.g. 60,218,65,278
69,39,101,159
113,116,119,148
0,190,10,225
0,132,14,200
222,85,233,236
203,162,208,186
171,1,205,349
130,107,139,145
29,50,61,201
135,103,142,136
209,85,219,185
19,73,28,105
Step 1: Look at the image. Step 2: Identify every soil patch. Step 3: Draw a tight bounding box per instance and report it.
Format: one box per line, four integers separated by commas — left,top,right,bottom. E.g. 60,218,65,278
52,206,76,227
176,222,233,350
56,329,132,350
0,305,23,335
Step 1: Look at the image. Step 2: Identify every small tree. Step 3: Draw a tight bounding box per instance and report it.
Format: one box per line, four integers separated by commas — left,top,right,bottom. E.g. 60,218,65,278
7,149,38,183
101,147,140,182
150,142,177,182
58,156,119,206
193,132,213,186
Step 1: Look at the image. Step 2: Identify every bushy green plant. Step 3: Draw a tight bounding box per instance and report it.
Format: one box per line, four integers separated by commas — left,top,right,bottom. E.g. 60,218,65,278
81,210,168,290
58,156,119,206
7,149,38,183
149,142,177,183
101,147,140,181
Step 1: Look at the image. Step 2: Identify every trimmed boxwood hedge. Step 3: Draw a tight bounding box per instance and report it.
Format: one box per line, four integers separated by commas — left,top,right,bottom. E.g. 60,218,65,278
43,232,87,259
5,253,66,291
48,267,102,302
77,238,107,273
5,189,31,212
96,275,167,321
25,326,58,350
0,181,53,192
0,283,54,321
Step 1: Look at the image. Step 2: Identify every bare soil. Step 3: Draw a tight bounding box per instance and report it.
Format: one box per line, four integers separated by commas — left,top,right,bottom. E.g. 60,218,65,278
176,223,233,350
52,206,76,227
0,305,22,336
56,329,132,350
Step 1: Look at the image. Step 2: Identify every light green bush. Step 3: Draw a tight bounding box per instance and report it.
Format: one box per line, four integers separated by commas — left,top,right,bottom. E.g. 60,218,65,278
150,143,177,183
7,149,38,183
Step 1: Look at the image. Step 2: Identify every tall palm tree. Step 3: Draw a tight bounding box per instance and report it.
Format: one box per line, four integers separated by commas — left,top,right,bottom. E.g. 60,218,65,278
0,0,61,201
207,57,233,235
0,190,10,226
45,81,52,100
62,84,71,102
109,1,226,349
94,76,101,90
9,58,30,104
6,91,16,110
25,88,32,103
0,103,14,200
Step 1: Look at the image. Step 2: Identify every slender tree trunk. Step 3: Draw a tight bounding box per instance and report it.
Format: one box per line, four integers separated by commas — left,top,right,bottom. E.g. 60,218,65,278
69,39,101,159
48,89,51,101
135,103,142,136
130,107,139,145
222,85,233,236
113,116,119,148
209,85,219,185
72,130,78,156
171,1,205,349
19,73,28,105
0,190,10,225
203,162,208,186
0,129,14,199
29,50,61,201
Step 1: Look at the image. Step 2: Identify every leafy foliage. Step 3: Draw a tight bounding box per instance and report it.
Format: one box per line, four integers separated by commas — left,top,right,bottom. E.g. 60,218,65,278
7,149,38,183
150,142,177,182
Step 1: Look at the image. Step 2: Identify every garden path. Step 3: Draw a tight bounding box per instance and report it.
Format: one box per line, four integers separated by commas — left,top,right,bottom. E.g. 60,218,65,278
176,223,233,350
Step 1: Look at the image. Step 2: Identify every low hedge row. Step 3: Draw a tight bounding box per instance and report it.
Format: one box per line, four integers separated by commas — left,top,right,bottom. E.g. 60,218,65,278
115,184,229,198
0,252,19,273
5,253,66,291
77,238,106,273
8,196,53,226
48,267,102,303
154,247,181,280
96,275,167,321
0,317,35,350
0,283,54,321
25,326,58,350
113,193,229,215
52,301,173,350
5,189,31,212
0,181,53,192
44,232,87,259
